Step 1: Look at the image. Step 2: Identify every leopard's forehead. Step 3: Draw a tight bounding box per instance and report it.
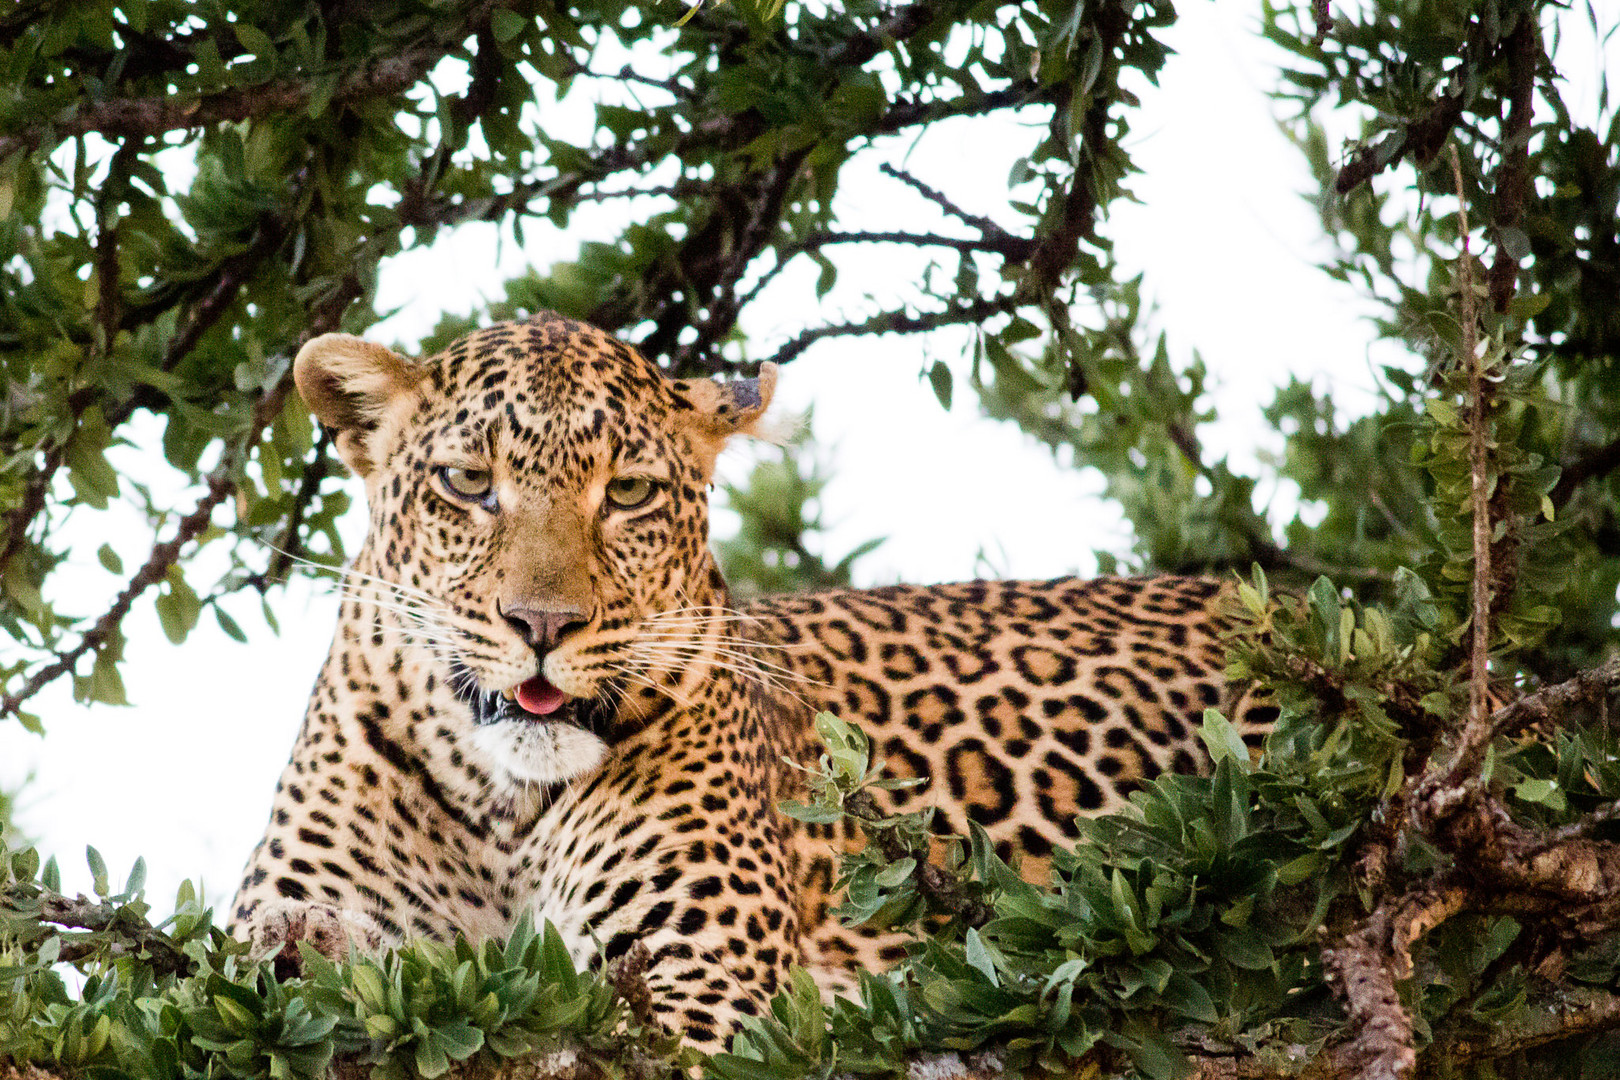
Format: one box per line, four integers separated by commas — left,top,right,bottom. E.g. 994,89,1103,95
413,316,681,454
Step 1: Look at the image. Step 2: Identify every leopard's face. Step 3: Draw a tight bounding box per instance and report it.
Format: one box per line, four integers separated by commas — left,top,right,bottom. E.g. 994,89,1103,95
294,315,775,785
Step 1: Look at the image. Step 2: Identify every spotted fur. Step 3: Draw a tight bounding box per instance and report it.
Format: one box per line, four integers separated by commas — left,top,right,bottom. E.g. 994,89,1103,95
231,314,1274,1049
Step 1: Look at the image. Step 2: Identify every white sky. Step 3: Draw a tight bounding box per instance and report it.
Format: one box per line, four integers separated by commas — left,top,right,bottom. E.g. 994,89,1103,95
1,2,1607,912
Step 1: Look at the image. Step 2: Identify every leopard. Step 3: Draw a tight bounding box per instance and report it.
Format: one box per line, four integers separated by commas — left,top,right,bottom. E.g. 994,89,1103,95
231,312,1276,1051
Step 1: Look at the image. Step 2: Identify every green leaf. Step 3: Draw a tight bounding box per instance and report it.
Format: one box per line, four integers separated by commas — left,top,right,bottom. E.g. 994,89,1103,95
96,544,122,574
779,800,843,824
233,22,276,59
1198,709,1250,771
1160,972,1218,1023
86,845,109,896
873,857,916,888
927,361,953,410
490,8,529,41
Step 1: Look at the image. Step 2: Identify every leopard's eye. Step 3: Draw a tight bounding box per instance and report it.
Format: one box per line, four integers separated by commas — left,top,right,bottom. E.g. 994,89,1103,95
438,466,494,504
604,476,655,510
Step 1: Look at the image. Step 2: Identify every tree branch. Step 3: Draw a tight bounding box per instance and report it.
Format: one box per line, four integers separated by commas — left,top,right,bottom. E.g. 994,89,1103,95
735,228,1035,315
877,164,1016,243
1424,649,1620,799
872,81,1054,137
0,258,362,720
0,439,250,722
3,886,196,978
1448,145,1493,742
824,2,947,69
1487,13,1537,312
0,50,444,162
0,197,292,584
762,294,1020,369
1321,882,1470,1080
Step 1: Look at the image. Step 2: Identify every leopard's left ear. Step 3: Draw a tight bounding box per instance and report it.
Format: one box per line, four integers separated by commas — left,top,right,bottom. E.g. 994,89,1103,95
670,363,779,442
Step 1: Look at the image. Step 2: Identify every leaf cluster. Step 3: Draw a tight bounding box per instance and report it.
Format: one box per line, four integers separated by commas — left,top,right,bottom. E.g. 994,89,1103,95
0,843,686,1079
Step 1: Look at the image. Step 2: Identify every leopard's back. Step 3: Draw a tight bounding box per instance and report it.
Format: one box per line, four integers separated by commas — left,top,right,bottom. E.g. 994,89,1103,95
745,575,1274,874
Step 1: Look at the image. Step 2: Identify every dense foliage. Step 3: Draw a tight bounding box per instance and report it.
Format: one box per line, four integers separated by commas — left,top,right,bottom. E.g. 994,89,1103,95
0,845,688,1078
2,0,1619,1077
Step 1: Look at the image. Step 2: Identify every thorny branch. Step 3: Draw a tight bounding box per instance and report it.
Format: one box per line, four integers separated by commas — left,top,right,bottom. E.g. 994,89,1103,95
1449,145,1493,744
763,295,1018,369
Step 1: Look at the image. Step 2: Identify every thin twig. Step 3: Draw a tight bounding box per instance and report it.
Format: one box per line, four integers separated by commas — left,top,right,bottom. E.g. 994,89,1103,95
1490,656,1620,743
1312,0,1332,46
25,889,195,978
261,427,334,589
734,229,1034,313
877,163,1009,240
762,294,1019,369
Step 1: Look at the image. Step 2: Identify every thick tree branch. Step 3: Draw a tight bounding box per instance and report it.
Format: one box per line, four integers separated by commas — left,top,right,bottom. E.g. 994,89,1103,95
1,49,444,162
1335,93,1467,194
1321,882,1470,1080
825,2,948,69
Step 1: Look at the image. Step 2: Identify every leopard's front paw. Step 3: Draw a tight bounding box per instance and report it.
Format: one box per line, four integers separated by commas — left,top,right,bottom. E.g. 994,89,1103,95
247,900,387,976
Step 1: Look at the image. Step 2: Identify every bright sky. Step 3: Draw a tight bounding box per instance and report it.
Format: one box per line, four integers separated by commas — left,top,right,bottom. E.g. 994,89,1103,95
2,2,1602,913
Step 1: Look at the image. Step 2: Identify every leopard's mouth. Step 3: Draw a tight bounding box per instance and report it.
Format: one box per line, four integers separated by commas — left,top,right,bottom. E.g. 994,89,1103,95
448,660,613,738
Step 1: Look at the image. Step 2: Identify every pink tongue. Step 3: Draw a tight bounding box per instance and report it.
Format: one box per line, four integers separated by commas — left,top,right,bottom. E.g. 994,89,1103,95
515,675,567,716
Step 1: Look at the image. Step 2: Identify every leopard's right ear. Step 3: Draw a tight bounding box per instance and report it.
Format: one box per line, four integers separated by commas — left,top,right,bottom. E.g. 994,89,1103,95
294,334,424,476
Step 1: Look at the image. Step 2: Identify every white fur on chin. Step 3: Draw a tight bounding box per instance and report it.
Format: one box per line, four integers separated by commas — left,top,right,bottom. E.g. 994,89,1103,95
470,718,607,786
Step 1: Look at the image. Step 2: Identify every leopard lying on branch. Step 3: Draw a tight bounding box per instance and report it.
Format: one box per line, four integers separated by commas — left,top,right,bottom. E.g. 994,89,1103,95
231,312,1275,1049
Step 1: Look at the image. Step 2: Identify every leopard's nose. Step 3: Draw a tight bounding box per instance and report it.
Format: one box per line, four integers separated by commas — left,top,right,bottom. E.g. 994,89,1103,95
498,603,588,653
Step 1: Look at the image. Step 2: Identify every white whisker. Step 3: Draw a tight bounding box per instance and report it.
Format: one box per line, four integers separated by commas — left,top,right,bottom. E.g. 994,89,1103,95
260,542,443,605
627,641,822,686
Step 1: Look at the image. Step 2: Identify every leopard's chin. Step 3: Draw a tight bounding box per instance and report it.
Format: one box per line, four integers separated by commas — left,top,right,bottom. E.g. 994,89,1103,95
447,660,617,785
470,719,609,787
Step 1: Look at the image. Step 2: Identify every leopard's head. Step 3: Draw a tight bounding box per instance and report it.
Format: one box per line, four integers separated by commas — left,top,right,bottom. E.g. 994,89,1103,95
294,314,776,784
